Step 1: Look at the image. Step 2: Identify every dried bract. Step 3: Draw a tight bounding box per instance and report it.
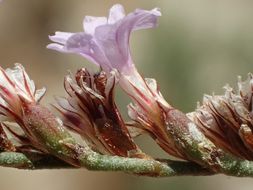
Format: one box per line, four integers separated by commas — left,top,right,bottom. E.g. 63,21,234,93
55,68,143,157
188,74,253,160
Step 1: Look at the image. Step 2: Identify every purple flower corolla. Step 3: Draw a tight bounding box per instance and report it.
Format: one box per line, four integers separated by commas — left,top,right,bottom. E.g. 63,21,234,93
47,4,161,73
48,4,162,115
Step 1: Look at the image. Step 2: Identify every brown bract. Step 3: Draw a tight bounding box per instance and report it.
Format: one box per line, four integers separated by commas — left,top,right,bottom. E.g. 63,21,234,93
55,68,143,158
188,74,253,160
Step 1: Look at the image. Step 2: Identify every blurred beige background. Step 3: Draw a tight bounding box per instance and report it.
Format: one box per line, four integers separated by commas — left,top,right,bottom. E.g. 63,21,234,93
1,0,253,190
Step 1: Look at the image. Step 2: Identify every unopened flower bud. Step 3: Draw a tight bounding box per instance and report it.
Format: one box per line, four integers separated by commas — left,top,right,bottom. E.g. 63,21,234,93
0,64,81,166
187,75,253,160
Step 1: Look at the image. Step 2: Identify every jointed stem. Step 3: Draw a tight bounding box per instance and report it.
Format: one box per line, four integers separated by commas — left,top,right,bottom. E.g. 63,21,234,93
2,148,253,177
1,150,252,177
0,151,212,177
0,152,72,169
80,153,213,177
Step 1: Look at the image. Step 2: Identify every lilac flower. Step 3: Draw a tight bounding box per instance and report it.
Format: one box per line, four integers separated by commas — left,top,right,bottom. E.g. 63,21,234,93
47,4,161,111
47,4,161,73
47,4,163,116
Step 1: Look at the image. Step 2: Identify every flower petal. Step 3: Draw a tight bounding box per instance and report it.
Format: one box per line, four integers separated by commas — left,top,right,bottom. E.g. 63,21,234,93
49,31,74,44
132,8,161,30
83,16,107,35
94,7,161,71
66,32,110,69
94,24,129,70
48,5,161,74
114,8,161,61
108,4,125,24
47,43,68,53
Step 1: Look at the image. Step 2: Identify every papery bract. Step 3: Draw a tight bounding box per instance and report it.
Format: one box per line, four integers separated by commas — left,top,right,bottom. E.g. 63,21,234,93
0,63,45,122
55,68,144,158
187,75,253,160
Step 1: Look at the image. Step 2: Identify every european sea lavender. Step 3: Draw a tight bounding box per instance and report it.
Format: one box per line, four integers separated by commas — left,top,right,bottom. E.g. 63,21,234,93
0,3,253,178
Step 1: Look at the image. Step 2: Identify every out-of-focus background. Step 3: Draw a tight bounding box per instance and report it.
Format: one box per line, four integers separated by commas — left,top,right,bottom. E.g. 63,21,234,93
1,0,253,189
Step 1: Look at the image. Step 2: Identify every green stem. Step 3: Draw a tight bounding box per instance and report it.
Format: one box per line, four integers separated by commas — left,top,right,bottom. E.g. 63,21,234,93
80,152,212,177
2,151,253,177
0,152,72,169
219,155,253,177
0,152,33,169
0,151,212,176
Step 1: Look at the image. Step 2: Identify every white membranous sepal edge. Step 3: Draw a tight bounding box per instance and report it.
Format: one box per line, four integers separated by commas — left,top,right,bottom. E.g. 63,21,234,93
0,63,46,122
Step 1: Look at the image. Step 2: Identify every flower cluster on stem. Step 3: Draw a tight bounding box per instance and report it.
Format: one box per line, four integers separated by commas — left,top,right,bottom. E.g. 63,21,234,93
48,4,185,159
1,3,253,178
